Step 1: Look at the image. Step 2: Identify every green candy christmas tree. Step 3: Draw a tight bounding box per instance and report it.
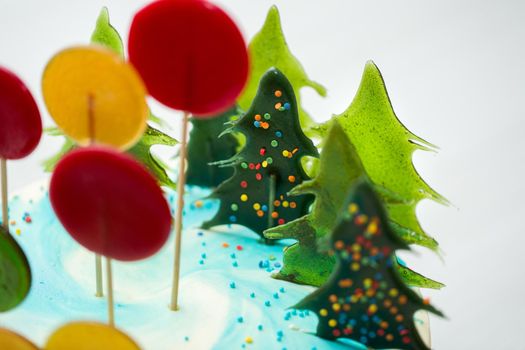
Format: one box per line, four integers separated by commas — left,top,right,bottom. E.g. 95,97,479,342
294,180,443,350
186,106,241,188
202,68,318,239
43,8,177,189
265,122,443,289
127,125,177,188
239,6,326,134
313,61,447,252
44,124,177,189
264,121,362,286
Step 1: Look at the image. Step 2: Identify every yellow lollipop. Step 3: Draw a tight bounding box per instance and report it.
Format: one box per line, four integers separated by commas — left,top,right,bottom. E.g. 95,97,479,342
45,322,141,350
0,328,38,350
42,46,148,150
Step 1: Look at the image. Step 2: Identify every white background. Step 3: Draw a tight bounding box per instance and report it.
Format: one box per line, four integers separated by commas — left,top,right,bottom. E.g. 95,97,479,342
1,1,524,349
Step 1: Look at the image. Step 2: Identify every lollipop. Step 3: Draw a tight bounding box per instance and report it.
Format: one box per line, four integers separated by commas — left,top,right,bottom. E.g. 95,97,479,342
42,45,148,298
50,147,172,325
129,0,249,311
0,328,38,350
0,66,42,230
50,148,172,261
0,225,31,312
45,321,141,350
42,46,148,150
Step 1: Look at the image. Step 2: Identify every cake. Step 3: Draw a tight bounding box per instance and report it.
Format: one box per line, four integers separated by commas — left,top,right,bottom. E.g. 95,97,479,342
0,180,434,350
0,2,444,349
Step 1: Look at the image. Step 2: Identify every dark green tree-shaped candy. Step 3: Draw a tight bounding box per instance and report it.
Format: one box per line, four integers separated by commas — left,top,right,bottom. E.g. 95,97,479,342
294,181,443,349
0,226,31,312
265,122,443,289
186,106,240,188
203,68,318,238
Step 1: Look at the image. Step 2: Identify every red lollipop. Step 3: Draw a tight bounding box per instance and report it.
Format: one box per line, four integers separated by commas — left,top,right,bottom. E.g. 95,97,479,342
50,147,172,326
128,0,249,115
50,147,172,261
128,0,249,311
0,66,42,231
0,66,42,160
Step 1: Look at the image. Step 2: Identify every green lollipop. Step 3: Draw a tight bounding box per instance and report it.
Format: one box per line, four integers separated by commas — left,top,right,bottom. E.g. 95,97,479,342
0,225,31,312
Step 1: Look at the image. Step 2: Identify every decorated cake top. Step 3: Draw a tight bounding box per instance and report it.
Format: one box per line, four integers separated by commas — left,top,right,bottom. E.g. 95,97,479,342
0,1,446,349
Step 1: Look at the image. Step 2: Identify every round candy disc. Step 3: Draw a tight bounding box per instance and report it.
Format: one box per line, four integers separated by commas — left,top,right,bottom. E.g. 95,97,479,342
45,322,141,350
0,225,31,312
0,328,38,350
42,46,148,150
128,0,249,115
0,66,42,159
49,147,171,261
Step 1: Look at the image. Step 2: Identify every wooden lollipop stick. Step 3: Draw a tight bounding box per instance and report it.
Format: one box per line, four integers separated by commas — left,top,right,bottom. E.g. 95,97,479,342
95,255,103,297
1,158,8,231
88,93,104,298
106,257,115,327
170,111,189,311
87,94,96,142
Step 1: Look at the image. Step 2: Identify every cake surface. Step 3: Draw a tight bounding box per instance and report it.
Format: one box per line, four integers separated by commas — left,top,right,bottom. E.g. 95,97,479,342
2,180,430,349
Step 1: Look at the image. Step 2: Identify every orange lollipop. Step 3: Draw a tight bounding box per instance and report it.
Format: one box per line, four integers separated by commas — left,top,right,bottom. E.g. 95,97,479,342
45,322,141,350
42,46,148,150
0,328,38,350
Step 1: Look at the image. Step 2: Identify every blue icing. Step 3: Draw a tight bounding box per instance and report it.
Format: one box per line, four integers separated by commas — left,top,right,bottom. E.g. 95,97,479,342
2,182,357,350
